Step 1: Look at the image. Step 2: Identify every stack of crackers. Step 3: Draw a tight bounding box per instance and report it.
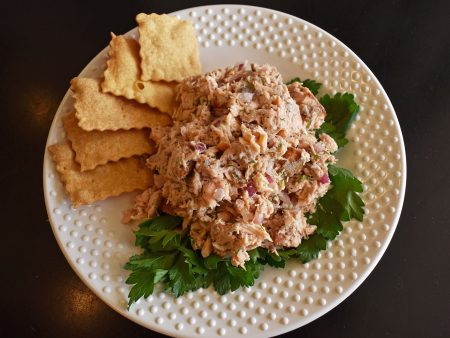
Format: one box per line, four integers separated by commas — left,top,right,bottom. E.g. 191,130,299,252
48,13,201,207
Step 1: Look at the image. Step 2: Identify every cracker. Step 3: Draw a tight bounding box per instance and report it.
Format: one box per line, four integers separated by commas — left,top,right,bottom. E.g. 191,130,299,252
102,34,177,114
71,77,172,131
136,13,201,81
48,143,152,207
63,112,155,171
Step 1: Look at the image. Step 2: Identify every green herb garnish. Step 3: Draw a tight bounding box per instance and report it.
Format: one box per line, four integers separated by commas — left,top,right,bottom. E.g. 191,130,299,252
318,93,360,148
287,77,360,148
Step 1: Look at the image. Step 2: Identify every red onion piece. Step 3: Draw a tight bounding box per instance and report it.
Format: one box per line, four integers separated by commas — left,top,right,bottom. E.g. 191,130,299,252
213,188,225,200
319,173,330,184
195,143,206,153
241,92,254,102
238,63,244,70
279,192,291,206
314,142,324,153
253,212,264,224
265,173,274,184
245,182,257,197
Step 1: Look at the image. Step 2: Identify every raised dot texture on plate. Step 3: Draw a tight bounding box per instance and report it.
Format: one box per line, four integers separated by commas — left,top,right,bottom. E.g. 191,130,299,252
43,4,405,338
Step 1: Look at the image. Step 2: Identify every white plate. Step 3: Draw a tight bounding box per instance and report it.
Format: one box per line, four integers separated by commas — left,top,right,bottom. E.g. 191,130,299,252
43,5,406,338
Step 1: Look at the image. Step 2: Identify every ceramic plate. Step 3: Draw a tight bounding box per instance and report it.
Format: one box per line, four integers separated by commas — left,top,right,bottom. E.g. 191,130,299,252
43,5,406,337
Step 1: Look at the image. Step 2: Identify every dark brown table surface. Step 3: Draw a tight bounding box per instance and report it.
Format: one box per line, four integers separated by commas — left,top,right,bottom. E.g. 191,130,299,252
1,1,449,337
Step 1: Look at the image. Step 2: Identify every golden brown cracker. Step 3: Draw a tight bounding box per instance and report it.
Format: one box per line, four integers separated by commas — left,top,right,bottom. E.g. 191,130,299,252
48,143,153,207
63,112,155,171
136,13,201,82
71,77,172,131
102,34,177,114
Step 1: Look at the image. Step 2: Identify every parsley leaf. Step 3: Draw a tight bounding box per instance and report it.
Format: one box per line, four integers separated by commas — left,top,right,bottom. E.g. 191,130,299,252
302,79,322,96
213,262,232,295
293,234,328,263
328,165,365,221
124,252,176,270
125,269,157,308
135,215,181,248
318,93,360,148
291,164,365,260
309,201,343,240
285,77,322,95
257,248,286,268
203,254,221,269
167,253,197,297
213,258,263,295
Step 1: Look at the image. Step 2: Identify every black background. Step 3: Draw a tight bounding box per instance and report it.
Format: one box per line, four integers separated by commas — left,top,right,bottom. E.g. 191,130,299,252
1,1,449,337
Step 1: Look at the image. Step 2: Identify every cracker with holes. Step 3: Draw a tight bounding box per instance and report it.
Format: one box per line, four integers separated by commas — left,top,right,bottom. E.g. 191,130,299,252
102,34,177,114
48,143,153,206
71,77,172,131
63,112,155,171
136,13,201,81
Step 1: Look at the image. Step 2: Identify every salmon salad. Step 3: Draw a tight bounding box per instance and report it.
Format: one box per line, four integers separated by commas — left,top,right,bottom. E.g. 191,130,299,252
123,62,338,267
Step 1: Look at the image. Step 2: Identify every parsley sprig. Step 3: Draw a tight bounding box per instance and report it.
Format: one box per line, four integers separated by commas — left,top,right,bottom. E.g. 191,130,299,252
125,79,365,307
124,215,265,307
318,93,360,148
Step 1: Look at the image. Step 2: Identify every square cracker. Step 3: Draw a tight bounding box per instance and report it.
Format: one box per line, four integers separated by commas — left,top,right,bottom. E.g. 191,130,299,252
136,13,201,81
102,34,177,114
71,77,172,131
48,143,153,207
63,112,155,171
